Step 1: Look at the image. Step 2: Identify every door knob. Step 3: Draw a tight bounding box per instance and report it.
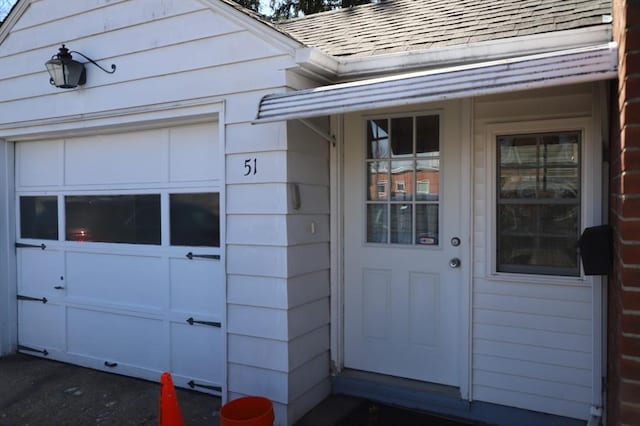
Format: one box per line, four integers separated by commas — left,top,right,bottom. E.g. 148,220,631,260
449,258,461,268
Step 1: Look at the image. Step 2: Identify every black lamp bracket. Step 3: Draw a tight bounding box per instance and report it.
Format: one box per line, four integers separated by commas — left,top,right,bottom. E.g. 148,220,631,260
70,50,117,74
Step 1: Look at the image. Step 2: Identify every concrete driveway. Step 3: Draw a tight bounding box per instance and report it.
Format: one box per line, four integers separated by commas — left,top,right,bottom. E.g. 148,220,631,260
0,354,220,425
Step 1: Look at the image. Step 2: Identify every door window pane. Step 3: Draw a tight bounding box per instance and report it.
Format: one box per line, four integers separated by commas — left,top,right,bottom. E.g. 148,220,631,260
416,115,439,156
367,161,389,201
497,131,580,276
20,196,58,240
416,204,438,245
367,204,388,243
391,160,413,201
391,204,412,244
365,114,440,246
367,119,389,159
66,195,160,244
170,193,220,247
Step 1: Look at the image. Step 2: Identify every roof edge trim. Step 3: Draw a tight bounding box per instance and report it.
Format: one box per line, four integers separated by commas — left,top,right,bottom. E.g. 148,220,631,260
0,0,31,46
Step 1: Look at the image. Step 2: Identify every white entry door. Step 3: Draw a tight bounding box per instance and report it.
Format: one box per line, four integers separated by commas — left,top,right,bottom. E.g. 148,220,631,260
344,107,463,385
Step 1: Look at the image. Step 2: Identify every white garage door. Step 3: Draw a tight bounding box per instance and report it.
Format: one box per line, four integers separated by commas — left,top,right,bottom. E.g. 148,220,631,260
15,123,224,394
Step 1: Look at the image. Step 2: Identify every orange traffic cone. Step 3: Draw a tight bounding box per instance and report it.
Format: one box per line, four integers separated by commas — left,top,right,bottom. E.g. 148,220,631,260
159,372,185,426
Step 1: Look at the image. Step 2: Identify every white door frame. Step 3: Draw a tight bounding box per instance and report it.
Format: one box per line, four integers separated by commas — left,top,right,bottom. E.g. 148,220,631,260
329,100,473,399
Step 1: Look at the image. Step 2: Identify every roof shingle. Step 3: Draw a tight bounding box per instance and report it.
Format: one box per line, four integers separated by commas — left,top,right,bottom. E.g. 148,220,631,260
276,0,612,57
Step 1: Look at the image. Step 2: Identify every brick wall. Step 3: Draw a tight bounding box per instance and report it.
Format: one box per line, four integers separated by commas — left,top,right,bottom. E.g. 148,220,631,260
609,1,640,425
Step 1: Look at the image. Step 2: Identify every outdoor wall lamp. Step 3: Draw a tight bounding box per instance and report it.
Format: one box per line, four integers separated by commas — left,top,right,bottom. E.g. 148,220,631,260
45,44,116,89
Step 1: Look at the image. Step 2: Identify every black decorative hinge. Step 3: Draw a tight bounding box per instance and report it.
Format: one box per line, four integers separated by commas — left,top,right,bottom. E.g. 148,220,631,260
104,361,118,368
15,242,46,250
187,380,222,393
17,295,47,304
18,345,49,356
185,252,220,260
186,317,221,328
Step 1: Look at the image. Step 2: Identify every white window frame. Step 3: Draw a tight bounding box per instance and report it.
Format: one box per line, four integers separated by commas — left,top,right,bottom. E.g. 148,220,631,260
485,117,599,285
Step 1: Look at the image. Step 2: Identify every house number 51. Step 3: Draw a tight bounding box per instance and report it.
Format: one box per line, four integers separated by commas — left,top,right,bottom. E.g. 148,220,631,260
244,158,257,176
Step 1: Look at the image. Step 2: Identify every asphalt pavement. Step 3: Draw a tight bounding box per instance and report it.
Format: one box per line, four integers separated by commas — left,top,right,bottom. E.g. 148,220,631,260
0,353,220,426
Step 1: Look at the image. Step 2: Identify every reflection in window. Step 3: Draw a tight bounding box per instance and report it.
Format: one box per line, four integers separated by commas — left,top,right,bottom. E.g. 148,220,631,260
170,193,220,247
20,196,58,240
65,195,160,244
366,115,440,245
497,131,580,276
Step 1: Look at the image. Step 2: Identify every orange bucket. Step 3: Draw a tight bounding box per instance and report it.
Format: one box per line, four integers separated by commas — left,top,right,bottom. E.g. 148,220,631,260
220,396,274,426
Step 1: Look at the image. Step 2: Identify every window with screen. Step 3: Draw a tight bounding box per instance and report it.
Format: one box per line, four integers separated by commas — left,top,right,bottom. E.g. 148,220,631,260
497,131,581,276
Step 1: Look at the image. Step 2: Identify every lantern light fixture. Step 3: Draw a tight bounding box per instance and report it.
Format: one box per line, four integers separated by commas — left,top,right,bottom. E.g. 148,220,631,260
45,44,116,89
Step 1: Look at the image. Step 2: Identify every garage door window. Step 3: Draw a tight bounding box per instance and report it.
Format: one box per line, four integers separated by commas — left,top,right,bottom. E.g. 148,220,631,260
19,196,58,240
65,195,161,244
170,193,220,247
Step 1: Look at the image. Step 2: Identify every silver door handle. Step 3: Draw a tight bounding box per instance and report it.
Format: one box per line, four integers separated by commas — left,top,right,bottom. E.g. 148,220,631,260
449,258,461,268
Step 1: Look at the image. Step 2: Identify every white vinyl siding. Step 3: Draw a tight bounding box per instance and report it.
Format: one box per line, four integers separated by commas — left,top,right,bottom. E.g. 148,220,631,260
471,83,601,420
0,1,330,425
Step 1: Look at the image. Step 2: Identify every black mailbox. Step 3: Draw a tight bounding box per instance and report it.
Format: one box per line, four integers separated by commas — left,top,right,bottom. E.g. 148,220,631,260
579,225,612,276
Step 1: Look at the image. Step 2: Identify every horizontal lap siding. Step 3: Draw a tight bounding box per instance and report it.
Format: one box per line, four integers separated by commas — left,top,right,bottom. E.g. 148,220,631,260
472,85,596,420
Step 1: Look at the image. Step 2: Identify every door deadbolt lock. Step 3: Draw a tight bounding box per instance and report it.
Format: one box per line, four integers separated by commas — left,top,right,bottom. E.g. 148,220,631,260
449,258,461,268
451,237,461,247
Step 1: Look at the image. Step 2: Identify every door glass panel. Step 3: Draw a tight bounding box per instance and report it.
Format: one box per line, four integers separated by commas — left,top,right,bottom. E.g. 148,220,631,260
20,196,58,240
367,204,388,243
65,195,160,244
391,117,413,157
390,204,412,244
391,160,413,201
367,161,389,201
416,159,439,201
170,193,220,247
366,114,440,246
416,204,438,245
416,115,439,156
367,119,389,159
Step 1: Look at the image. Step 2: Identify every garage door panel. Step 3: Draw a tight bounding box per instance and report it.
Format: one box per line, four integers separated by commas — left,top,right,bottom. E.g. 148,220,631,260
67,308,165,370
169,124,220,182
170,258,223,316
19,302,65,351
65,130,169,185
16,140,64,188
171,322,223,384
18,249,64,294
66,252,165,308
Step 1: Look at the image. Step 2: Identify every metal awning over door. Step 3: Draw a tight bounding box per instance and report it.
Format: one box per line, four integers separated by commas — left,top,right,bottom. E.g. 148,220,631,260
255,43,617,122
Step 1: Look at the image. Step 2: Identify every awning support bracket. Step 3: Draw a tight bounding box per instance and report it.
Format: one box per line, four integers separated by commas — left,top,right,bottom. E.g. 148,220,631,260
298,119,336,146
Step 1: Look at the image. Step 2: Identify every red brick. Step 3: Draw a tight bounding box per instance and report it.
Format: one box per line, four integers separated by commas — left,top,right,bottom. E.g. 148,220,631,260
627,2,640,26
626,27,640,52
627,76,640,101
622,313,640,334
626,51,640,74
622,288,640,310
622,149,640,172
622,266,640,287
622,197,640,217
622,244,640,265
621,126,640,150
621,333,640,357
621,380,640,405
622,357,640,382
620,403,640,425
621,219,640,241
623,102,640,126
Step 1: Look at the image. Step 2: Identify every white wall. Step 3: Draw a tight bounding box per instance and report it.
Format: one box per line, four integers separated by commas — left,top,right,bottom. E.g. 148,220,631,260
0,1,331,425
471,83,602,420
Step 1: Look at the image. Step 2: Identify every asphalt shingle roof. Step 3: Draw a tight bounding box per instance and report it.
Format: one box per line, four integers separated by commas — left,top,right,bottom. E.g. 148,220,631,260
276,0,612,57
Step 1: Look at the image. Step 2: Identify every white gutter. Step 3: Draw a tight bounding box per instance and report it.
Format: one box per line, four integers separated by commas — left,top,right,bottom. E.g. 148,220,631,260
293,25,613,81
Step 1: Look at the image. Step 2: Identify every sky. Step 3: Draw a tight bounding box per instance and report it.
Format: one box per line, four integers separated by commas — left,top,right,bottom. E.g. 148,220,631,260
0,0,16,21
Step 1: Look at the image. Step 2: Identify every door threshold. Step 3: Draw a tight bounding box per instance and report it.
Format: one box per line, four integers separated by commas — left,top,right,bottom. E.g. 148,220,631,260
331,369,587,426
332,369,466,415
